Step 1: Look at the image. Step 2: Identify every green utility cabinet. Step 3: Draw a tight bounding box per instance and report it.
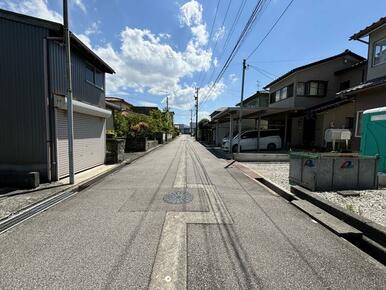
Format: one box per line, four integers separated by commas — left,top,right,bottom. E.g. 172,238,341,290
360,107,386,173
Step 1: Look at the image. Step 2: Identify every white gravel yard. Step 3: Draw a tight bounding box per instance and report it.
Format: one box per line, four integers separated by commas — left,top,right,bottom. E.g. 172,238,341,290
241,162,386,227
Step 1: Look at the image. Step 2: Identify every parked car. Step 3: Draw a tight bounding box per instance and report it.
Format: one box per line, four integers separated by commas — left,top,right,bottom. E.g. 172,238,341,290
221,131,239,145
222,129,282,152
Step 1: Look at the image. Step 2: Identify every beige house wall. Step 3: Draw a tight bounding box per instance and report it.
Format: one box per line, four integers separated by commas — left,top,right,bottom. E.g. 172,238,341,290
314,102,355,147
367,25,386,80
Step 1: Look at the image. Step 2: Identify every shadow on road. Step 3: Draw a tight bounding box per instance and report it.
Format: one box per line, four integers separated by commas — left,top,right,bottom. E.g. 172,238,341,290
201,144,233,160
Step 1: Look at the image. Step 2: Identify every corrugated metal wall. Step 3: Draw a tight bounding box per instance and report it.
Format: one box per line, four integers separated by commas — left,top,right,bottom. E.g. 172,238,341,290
0,18,49,177
49,42,106,107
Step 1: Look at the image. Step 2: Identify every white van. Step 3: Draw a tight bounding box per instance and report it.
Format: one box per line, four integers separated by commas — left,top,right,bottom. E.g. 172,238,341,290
222,129,282,152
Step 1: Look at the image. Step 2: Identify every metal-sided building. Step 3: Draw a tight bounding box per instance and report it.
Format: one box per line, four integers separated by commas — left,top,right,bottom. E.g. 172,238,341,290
0,9,115,182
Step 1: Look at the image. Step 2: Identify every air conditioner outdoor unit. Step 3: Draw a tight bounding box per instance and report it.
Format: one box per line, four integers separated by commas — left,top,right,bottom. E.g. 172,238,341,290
324,129,352,151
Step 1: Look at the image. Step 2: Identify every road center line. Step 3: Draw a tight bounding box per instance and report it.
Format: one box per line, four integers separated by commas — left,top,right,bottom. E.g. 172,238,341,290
149,183,232,290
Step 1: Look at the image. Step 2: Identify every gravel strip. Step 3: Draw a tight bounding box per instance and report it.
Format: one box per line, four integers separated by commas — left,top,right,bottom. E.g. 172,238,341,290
241,162,386,227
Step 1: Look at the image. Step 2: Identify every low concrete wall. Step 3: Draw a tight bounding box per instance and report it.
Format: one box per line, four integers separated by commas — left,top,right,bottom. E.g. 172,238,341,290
106,138,126,164
233,153,289,162
126,137,159,152
154,132,166,144
146,140,159,151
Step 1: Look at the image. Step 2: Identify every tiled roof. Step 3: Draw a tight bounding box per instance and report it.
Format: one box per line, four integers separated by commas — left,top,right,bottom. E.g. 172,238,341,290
337,75,386,95
350,17,386,40
105,97,133,107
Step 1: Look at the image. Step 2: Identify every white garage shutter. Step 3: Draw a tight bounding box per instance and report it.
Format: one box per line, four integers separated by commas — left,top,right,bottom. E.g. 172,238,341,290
56,109,106,178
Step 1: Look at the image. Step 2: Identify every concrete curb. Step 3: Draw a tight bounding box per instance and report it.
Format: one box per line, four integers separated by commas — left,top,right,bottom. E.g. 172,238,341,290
233,153,289,162
0,143,164,233
291,185,386,248
232,162,386,264
233,162,297,201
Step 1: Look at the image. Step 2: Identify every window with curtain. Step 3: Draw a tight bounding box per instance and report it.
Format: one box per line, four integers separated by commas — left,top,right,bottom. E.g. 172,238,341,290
296,82,305,95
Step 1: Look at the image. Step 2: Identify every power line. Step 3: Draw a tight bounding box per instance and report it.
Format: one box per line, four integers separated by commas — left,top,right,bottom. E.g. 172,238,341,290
199,0,269,108
249,66,275,80
199,0,247,89
249,64,278,79
217,0,247,63
196,0,221,87
248,56,325,64
202,1,267,103
247,0,295,59
199,0,232,87
208,0,221,42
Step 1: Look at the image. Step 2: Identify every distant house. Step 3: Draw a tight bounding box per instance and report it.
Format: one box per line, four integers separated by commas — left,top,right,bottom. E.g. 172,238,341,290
0,9,115,182
132,106,159,115
338,17,386,150
175,124,190,134
263,50,366,148
106,97,133,113
105,97,133,131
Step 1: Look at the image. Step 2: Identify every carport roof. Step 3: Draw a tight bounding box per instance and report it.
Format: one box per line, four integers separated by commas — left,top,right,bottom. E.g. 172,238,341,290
211,107,303,122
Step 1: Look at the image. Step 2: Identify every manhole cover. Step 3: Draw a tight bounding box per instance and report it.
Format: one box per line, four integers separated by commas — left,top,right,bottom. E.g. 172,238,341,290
163,191,193,204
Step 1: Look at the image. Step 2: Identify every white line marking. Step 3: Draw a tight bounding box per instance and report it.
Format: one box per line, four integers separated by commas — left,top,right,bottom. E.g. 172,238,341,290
149,184,232,290
173,148,186,188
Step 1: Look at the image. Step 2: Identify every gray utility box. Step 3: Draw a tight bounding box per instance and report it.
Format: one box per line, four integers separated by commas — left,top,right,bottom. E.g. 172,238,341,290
289,152,379,191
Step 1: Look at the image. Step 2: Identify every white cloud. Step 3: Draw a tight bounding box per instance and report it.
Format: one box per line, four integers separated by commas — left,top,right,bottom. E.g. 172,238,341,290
85,21,101,35
91,0,217,110
191,23,208,46
179,0,203,27
3,0,62,22
199,111,211,121
228,73,238,83
179,0,208,46
213,57,218,67
137,100,159,107
159,33,171,39
2,0,222,111
213,25,225,41
76,33,92,48
73,0,86,13
1,0,86,21
94,27,195,95
165,79,224,111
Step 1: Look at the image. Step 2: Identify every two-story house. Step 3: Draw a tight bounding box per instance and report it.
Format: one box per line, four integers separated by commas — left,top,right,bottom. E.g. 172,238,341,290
263,50,366,149
338,17,386,150
106,97,133,113
0,9,115,182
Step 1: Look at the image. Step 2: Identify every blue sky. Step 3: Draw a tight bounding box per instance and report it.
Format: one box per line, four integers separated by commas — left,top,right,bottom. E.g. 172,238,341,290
1,0,386,125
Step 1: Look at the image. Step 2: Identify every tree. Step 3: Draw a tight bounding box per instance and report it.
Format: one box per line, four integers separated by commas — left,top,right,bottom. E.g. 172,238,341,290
198,118,210,141
113,110,128,137
112,109,175,138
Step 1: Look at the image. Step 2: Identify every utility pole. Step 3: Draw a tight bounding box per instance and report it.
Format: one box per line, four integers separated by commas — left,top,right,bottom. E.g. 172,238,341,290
237,59,247,154
195,88,199,141
166,96,169,112
63,0,75,184
190,108,193,136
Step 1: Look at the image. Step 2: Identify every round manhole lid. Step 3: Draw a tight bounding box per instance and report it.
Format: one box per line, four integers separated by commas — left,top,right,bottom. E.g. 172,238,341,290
163,191,193,204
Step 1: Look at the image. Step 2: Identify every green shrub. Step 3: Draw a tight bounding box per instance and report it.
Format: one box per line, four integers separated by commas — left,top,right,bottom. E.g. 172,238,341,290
113,109,174,137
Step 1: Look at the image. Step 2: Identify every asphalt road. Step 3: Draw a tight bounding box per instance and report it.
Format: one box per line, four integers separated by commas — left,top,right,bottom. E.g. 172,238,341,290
0,135,385,289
